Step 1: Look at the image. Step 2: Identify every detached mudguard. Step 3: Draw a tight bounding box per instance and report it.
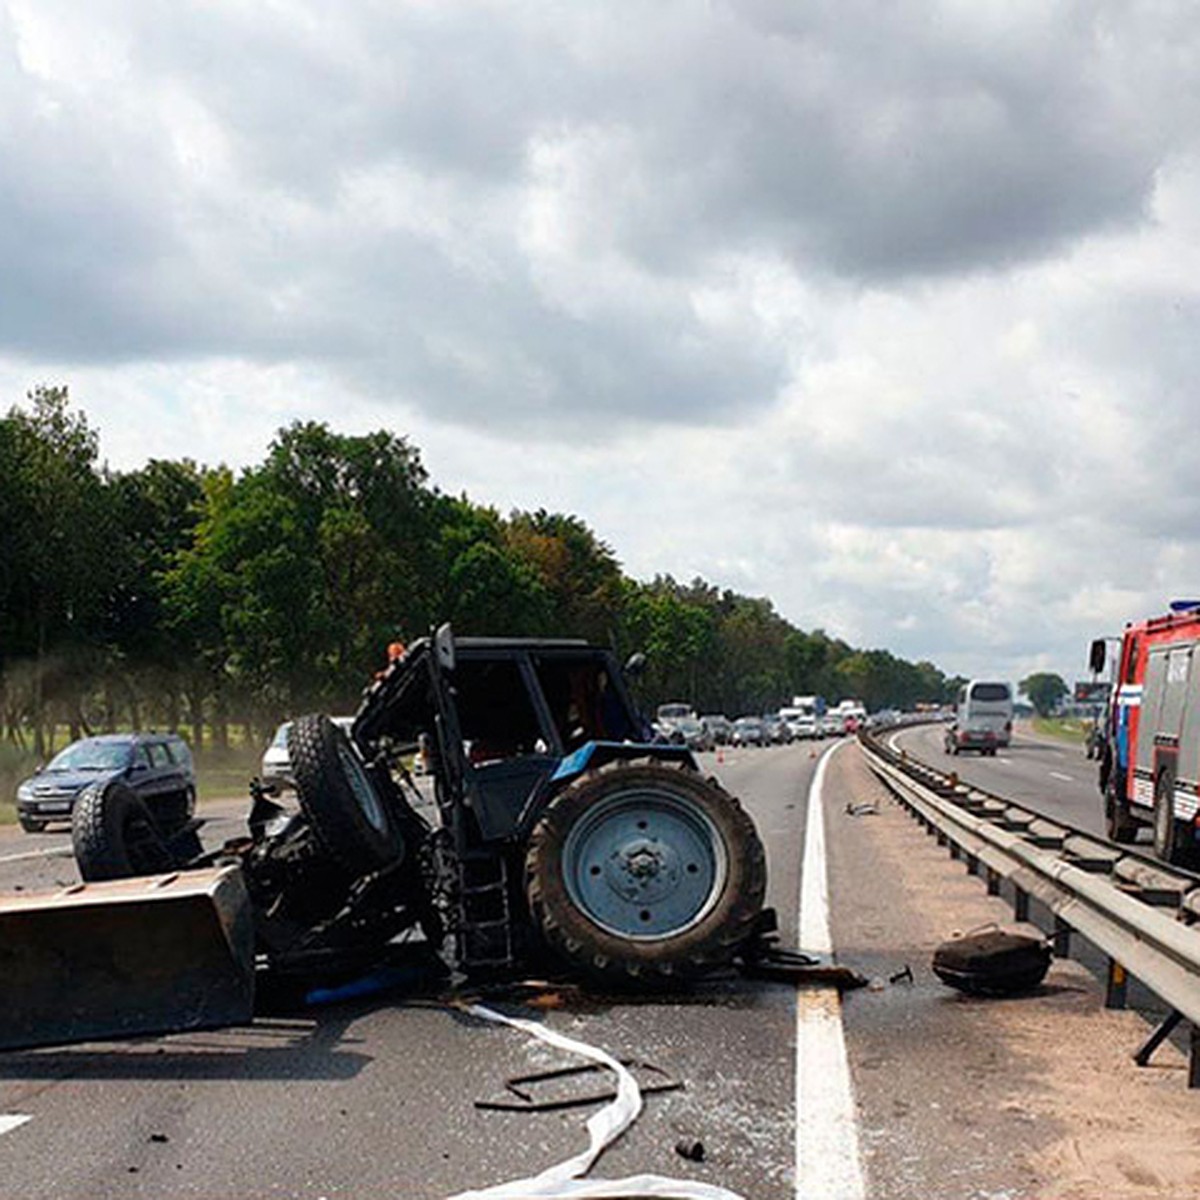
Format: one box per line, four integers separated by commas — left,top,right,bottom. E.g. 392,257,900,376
0,866,255,1051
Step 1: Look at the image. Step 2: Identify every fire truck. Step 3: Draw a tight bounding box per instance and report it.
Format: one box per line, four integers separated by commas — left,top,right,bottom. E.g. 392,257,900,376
1093,603,1200,863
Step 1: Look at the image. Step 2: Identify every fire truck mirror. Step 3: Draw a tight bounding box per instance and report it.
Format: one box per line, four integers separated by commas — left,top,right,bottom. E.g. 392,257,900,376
1089,639,1106,675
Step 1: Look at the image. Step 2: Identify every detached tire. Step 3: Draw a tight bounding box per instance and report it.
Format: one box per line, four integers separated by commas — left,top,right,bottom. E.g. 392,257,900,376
72,781,177,882
289,714,404,874
525,759,766,985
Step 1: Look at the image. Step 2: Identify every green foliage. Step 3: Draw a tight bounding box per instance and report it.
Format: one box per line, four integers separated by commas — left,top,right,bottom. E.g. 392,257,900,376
1019,672,1069,717
0,389,959,747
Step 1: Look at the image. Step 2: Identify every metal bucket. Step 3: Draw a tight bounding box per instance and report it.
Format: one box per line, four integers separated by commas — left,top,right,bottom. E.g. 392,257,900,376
0,866,255,1051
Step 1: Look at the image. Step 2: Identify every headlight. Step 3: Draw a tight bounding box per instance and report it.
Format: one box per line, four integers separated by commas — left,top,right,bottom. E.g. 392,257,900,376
16,782,35,803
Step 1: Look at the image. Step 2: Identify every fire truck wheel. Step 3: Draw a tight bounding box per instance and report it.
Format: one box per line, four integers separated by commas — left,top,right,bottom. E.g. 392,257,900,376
1104,776,1138,843
1152,773,1189,865
525,759,766,986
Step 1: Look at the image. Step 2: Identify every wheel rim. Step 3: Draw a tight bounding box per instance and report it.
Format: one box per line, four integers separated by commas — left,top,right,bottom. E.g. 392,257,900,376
561,787,728,941
337,742,389,836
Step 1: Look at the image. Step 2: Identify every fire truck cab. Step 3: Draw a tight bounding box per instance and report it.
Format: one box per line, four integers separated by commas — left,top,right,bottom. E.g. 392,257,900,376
1094,603,1200,864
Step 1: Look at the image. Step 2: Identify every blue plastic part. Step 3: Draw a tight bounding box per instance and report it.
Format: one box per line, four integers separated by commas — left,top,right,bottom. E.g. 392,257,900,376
549,741,696,785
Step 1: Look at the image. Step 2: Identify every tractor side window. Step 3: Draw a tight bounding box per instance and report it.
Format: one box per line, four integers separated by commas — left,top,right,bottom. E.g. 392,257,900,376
535,659,638,747
454,659,544,763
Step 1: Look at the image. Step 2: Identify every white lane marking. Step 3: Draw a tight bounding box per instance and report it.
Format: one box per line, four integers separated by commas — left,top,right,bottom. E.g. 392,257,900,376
796,742,866,1200
0,844,73,865
1049,771,1075,783
0,1115,31,1136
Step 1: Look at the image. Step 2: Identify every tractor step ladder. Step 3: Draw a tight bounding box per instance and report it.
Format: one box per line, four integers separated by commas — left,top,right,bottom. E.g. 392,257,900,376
457,851,516,971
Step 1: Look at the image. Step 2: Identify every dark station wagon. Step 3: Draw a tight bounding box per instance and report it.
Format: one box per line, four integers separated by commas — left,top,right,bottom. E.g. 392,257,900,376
15,732,195,833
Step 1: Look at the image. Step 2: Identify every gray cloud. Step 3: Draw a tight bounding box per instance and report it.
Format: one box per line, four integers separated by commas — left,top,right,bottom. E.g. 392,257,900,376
2,0,1194,434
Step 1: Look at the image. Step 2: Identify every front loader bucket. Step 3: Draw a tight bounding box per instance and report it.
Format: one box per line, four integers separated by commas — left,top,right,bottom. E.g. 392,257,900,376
0,866,255,1051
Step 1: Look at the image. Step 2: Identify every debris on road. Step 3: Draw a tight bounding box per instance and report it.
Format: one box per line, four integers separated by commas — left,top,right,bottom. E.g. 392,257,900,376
844,800,880,817
674,1139,706,1163
475,1057,682,1113
932,928,1051,996
448,1003,747,1200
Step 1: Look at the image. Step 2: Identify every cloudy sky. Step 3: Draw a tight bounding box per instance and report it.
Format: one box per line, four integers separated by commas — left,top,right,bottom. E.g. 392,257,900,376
3,0,1199,686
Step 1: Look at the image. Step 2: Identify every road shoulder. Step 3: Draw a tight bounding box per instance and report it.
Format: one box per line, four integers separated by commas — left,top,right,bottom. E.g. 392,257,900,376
825,745,1200,1200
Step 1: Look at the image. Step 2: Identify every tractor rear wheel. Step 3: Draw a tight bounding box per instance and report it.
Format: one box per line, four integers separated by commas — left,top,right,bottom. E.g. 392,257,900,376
525,759,766,985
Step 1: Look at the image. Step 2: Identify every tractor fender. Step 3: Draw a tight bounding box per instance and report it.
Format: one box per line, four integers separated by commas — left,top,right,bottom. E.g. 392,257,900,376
518,741,698,835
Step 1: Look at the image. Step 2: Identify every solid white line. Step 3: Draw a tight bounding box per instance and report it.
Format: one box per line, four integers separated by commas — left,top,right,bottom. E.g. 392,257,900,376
0,844,73,865
0,1115,31,1136
1049,771,1074,783
795,742,866,1200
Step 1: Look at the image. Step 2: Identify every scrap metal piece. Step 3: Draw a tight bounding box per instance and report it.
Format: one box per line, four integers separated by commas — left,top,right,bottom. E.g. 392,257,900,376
736,939,868,989
475,1057,683,1112
0,866,255,1051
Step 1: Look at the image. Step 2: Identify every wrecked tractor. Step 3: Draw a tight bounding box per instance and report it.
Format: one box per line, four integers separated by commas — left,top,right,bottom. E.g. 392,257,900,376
2,628,769,1049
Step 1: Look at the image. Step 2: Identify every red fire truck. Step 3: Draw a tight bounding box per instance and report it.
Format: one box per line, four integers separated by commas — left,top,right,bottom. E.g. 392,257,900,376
1093,603,1200,863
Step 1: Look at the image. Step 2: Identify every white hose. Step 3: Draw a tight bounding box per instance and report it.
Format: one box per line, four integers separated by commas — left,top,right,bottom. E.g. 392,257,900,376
445,1004,748,1200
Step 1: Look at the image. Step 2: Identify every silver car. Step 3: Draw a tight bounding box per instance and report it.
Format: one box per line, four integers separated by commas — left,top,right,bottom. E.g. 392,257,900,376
262,717,355,789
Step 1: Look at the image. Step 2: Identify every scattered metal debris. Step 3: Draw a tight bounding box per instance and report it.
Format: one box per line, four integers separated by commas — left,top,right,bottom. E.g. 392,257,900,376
736,941,868,990
888,965,914,985
475,1058,682,1113
844,800,880,817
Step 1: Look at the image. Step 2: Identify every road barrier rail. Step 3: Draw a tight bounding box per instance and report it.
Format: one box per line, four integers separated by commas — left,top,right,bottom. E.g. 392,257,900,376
859,728,1200,1086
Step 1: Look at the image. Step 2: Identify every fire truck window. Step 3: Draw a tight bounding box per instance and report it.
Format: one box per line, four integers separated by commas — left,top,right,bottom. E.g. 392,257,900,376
1124,638,1139,684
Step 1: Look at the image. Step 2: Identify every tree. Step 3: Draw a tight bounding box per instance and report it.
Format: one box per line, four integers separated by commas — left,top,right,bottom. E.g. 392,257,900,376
1019,673,1068,717
3,387,114,752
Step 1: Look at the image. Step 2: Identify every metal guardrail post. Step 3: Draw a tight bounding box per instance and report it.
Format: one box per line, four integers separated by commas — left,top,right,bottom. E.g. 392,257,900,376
1052,917,1071,958
1105,959,1128,1009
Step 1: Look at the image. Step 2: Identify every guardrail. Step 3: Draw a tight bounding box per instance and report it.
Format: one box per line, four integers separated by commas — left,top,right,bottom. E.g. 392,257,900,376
859,728,1200,1087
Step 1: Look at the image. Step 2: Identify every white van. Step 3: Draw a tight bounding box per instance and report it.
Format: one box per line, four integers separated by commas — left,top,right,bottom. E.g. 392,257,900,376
945,681,1013,756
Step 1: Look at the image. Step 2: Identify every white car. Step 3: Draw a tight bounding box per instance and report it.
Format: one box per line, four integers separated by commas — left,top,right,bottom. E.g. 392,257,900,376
261,716,355,790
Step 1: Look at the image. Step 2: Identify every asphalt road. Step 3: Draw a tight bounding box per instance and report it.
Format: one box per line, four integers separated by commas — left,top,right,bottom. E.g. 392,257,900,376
889,722,1106,836
0,738,1193,1198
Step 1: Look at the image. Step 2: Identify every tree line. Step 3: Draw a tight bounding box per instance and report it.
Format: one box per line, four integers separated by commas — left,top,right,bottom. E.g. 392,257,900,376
0,387,962,756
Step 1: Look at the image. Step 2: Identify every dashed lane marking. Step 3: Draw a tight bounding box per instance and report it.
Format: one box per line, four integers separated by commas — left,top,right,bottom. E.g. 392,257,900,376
796,740,865,1200
1049,771,1075,783
0,1116,31,1136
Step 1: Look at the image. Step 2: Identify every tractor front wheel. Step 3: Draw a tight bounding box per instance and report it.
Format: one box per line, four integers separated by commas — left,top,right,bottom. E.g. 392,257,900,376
72,781,177,882
525,759,766,985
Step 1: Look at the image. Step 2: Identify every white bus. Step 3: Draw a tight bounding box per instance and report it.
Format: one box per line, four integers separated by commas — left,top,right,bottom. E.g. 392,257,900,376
946,680,1013,756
